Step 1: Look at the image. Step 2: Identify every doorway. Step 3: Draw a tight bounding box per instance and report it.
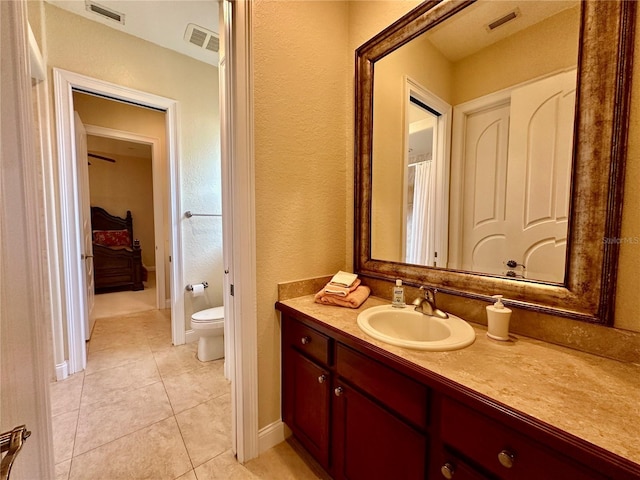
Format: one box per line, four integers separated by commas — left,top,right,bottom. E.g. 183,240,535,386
53,68,185,375
74,92,168,317
84,129,161,319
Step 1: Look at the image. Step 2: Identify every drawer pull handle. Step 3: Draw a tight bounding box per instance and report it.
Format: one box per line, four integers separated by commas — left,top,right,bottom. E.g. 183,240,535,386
301,336,311,345
334,386,344,397
318,374,327,384
498,449,515,469
440,462,455,479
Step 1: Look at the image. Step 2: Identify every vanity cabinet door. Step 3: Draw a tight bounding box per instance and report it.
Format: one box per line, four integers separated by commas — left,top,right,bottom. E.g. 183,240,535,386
332,380,427,480
282,346,331,468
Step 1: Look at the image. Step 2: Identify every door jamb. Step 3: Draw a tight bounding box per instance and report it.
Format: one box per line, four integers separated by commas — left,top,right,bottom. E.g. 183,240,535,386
53,68,184,375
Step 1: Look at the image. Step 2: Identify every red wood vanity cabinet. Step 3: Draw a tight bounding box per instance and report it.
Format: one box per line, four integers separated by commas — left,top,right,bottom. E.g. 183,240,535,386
278,307,640,480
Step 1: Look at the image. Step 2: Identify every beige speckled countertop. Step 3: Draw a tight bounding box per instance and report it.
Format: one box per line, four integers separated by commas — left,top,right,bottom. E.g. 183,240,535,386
277,294,640,466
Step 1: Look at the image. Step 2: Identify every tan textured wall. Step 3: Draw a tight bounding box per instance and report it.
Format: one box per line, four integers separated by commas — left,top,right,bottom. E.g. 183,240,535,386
88,152,155,266
614,13,640,333
44,3,222,326
74,92,161,268
253,0,350,429
372,33,452,261
346,1,424,269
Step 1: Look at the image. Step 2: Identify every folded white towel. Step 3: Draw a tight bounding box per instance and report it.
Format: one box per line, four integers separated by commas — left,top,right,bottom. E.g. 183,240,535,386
329,270,358,288
324,278,361,297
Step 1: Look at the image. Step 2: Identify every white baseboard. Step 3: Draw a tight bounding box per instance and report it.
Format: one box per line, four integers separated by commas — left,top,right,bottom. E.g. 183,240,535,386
185,329,198,344
55,361,68,381
258,420,287,454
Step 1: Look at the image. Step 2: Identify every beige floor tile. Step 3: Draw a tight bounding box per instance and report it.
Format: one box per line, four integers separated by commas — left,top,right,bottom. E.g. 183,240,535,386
245,441,322,480
176,470,198,480
88,328,149,353
81,356,160,406
176,393,231,467
154,342,203,378
50,372,84,417
74,381,173,456
52,410,78,464
162,360,230,413
55,459,71,480
194,450,258,480
68,417,192,480
85,342,154,375
148,331,175,352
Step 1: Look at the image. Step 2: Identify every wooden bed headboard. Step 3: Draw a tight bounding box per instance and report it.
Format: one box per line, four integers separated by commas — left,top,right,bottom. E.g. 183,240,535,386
90,206,134,242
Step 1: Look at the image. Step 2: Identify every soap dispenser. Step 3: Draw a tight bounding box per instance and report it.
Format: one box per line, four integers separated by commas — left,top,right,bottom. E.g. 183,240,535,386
486,295,512,341
392,279,405,308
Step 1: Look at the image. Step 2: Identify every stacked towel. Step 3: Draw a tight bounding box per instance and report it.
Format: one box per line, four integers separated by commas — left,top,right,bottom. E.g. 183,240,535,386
315,271,370,309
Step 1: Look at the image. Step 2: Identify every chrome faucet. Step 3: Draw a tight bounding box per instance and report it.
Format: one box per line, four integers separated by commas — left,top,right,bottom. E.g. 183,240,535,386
413,286,449,319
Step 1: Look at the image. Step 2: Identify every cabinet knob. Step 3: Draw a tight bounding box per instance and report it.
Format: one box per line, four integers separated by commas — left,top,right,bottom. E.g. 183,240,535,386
334,386,344,397
300,336,311,345
440,462,455,479
318,374,327,384
498,449,515,468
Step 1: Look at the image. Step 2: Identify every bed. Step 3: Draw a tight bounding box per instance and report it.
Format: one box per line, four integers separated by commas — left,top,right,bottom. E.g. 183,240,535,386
91,206,144,293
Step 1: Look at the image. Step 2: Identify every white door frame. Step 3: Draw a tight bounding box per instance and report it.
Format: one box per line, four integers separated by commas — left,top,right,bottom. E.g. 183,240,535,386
403,76,451,267
84,125,166,310
1,2,55,477
53,68,184,375
222,0,259,463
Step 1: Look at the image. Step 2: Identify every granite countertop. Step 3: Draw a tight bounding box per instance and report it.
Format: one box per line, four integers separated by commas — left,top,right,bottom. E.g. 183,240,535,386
277,294,640,466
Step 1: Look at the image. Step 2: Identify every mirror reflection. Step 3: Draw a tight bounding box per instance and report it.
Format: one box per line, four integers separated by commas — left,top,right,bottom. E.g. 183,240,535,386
371,0,579,284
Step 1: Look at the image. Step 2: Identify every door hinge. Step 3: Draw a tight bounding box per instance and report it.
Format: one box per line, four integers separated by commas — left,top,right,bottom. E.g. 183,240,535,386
230,284,234,296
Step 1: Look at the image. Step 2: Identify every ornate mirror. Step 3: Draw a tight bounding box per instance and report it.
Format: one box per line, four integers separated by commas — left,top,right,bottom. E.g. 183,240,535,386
354,0,636,324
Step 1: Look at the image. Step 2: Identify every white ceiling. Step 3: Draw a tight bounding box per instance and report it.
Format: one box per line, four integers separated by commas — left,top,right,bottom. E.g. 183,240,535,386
428,0,577,62
45,0,219,65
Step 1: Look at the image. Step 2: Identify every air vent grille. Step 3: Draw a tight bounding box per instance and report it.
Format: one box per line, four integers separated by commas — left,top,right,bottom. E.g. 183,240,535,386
189,29,207,48
486,9,520,32
184,23,219,53
85,1,125,24
206,36,219,53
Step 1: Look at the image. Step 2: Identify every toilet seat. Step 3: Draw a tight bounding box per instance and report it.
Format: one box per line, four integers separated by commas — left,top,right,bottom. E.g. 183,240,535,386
191,306,224,324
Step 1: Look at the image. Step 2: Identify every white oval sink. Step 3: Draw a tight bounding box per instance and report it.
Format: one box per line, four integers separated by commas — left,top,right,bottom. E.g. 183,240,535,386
357,305,475,351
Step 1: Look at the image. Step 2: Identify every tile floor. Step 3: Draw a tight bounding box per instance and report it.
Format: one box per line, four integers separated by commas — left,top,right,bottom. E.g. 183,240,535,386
50,306,321,479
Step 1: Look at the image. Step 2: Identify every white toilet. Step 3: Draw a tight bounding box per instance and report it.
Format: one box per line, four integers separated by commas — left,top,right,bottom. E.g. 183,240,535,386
191,306,225,362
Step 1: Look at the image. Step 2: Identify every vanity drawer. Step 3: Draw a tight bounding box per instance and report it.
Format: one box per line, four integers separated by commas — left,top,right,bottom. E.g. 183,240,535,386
283,316,331,365
336,344,429,430
440,398,605,480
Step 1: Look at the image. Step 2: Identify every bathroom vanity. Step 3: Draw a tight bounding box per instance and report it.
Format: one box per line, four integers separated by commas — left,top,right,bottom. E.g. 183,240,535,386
277,296,640,480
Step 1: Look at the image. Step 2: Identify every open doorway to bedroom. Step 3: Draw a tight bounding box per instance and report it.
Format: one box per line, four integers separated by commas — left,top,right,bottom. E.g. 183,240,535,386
73,91,168,322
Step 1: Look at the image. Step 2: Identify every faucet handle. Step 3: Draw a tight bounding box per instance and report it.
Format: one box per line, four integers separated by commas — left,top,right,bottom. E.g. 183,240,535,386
420,286,437,302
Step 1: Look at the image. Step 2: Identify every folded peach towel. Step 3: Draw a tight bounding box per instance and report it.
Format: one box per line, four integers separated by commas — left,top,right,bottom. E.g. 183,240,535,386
315,285,371,309
323,278,361,297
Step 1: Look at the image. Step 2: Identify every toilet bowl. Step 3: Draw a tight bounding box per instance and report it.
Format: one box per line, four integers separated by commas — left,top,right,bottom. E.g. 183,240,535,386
191,306,224,362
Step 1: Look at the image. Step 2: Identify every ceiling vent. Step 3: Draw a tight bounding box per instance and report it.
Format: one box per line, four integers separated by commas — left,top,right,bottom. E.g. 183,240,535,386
184,23,219,53
486,8,520,32
85,1,125,25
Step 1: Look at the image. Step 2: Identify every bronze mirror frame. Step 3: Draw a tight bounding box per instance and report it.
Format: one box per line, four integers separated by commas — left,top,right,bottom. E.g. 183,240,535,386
354,0,636,325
